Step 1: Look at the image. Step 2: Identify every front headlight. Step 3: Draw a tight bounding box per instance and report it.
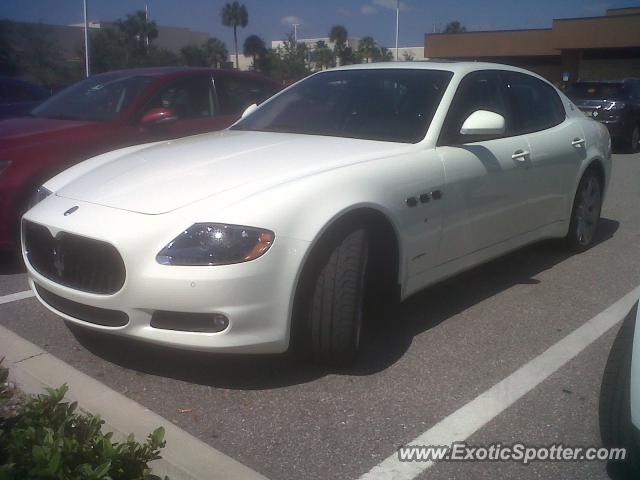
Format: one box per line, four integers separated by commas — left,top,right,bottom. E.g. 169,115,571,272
0,160,11,176
28,186,53,209
157,223,275,266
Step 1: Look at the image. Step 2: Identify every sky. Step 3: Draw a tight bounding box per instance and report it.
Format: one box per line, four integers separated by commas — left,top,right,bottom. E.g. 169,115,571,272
1,0,639,50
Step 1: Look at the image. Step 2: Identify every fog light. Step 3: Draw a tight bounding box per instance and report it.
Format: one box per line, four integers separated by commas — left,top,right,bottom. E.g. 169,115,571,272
150,311,229,333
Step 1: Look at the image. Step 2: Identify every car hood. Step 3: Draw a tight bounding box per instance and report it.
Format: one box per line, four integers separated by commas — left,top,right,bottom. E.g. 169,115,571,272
55,130,411,215
0,116,98,150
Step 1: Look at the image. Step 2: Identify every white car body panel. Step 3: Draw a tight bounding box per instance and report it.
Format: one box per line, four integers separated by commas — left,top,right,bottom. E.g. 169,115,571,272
631,304,640,430
22,62,612,353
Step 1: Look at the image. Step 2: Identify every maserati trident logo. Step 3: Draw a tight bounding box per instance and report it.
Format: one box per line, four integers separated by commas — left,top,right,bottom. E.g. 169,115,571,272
64,206,79,216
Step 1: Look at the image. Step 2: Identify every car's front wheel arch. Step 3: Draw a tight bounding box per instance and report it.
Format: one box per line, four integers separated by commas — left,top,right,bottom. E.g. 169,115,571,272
289,207,401,365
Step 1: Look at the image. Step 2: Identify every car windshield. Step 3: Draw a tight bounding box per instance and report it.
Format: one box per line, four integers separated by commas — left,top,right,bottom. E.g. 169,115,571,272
30,74,155,122
566,82,626,100
231,69,453,143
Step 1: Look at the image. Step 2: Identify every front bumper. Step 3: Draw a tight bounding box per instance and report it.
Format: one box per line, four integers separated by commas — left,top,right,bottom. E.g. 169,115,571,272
22,194,309,354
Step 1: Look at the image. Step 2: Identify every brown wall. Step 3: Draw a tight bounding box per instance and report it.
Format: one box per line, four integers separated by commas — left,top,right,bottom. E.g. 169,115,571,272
425,29,556,58
553,15,640,49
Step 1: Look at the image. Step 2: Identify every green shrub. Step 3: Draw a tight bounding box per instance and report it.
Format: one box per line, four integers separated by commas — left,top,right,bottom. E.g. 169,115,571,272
0,384,168,480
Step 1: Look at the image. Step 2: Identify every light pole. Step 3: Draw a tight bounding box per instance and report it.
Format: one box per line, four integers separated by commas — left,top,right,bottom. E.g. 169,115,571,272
83,0,90,77
395,0,399,60
292,23,300,42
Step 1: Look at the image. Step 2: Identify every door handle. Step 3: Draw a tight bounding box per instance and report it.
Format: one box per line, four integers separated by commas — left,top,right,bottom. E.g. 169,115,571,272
511,150,530,161
571,138,585,148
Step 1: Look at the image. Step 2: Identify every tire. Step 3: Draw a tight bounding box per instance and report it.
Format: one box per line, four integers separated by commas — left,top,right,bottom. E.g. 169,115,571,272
293,226,369,367
599,304,640,473
565,167,602,252
631,125,640,154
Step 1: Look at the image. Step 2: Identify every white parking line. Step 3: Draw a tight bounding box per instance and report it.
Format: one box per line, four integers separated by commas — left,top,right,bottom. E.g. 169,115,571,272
0,290,34,305
360,284,640,480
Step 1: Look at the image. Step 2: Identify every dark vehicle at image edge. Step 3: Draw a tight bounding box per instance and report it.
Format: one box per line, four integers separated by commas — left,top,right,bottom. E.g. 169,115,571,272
0,76,50,119
0,67,280,252
567,78,640,153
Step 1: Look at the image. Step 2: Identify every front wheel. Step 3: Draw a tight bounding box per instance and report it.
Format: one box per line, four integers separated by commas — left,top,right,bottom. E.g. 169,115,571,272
565,168,602,252
293,226,369,367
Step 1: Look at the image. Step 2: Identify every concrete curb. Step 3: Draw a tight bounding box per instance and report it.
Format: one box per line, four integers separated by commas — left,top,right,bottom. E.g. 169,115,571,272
0,324,268,480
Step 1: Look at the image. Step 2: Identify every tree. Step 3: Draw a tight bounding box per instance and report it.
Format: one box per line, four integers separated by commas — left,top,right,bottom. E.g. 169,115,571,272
203,38,228,68
375,47,394,62
13,22,72,86
243,34,266,70
180,44,208,66
311,40,333,70
329,25,348,65
402,50,415,61
180,38,228,67
443,21,466,33
116,10,158,54
221,1,248,69
0,20,19,76
87,26,129,72
269,34,309,82
357,36,376,63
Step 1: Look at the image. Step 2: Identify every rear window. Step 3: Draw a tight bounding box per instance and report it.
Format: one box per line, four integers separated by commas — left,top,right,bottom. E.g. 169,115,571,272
566,83,626,100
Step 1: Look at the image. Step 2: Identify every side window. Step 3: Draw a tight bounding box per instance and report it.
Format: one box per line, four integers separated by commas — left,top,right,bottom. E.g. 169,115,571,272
144,75,215,120
503,72,565,135
439,70,509,145
215,75,278,115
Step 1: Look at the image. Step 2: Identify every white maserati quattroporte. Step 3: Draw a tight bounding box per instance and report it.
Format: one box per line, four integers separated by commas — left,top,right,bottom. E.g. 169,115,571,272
23,62,611,365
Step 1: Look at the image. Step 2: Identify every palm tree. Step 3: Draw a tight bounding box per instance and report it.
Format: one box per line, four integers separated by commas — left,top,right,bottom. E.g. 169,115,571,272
243,34,266,70
203,38,228,68
329,25,348,65
221,1,248,69
444,21,466,33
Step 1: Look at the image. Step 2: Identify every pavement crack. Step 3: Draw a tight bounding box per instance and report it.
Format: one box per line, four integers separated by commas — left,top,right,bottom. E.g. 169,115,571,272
14,352,46,364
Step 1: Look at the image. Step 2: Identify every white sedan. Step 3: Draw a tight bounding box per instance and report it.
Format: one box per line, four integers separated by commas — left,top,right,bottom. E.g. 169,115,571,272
22,62,611,366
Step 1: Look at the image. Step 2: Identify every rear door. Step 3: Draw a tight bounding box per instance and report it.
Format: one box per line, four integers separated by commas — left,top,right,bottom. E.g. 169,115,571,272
502,71,585,229
435,70,530,264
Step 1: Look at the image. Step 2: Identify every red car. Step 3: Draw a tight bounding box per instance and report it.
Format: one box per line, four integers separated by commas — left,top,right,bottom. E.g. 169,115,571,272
0,67,280,251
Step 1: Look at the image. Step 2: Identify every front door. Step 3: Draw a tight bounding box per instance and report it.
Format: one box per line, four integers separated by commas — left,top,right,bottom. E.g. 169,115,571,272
435,70,530,265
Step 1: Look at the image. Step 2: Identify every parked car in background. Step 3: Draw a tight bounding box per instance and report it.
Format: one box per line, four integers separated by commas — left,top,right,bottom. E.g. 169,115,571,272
566,79,640,153
0,67,280,251
0,77,50,119
23,63,611,366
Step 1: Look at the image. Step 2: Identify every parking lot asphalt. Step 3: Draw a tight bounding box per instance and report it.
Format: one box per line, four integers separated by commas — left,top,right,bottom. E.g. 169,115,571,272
1,152,639,480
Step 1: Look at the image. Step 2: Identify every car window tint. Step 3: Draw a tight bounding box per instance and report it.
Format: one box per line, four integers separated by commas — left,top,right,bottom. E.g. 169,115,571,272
503,72,565,135
144,75,215,119
232,69,453,143
215,75,278,115
439,70,508,145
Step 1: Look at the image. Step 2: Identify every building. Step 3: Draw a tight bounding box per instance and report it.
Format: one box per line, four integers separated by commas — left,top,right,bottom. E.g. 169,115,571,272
424,6,640,83
271,37,361,52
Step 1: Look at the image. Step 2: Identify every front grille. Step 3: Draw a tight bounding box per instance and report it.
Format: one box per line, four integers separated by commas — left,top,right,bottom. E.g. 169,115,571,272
35,284,129,327
24,221,126,295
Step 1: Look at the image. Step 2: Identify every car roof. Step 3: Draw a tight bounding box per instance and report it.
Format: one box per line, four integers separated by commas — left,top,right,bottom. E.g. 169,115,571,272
90,66,273,82
331,60,540,76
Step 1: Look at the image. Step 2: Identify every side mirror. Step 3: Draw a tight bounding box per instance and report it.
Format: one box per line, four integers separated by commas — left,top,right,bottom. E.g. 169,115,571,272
460,110,505,136
140,107,178,126
241,103,258,119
